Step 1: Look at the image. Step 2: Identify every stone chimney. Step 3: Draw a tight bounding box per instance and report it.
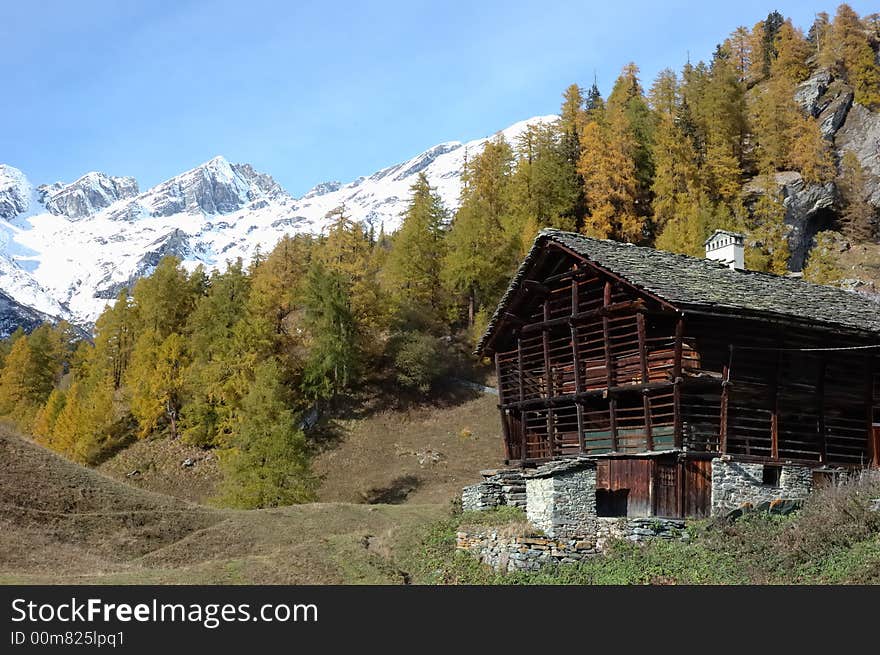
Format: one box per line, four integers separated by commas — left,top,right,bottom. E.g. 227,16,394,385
704,229,745,270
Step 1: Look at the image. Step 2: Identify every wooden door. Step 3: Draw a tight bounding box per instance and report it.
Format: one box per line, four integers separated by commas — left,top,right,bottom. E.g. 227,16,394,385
653,457,680,518
683,459,712,518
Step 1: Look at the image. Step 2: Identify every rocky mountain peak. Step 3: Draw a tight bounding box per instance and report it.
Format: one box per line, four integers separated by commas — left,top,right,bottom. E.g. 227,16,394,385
0,164,32,219
38,171,139,219
110,156,287,220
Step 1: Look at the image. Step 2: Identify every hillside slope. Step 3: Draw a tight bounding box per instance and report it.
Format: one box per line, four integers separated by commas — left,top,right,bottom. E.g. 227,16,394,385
313,390,504,505
0,427,446,584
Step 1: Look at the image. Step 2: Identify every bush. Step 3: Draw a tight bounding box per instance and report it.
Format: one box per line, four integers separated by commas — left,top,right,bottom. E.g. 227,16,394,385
391,332,449,393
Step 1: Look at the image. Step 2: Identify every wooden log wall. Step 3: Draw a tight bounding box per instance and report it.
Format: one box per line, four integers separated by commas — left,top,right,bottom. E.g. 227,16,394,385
494,266,717,462
493,259,880,466
685,314,879,467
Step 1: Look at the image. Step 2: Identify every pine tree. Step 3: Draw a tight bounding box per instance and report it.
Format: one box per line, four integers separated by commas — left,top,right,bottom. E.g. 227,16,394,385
803,231,844,285
92,290,136,389
385,172,448,329
301,261,358,399
248,235,313,335
772,20,812,84
606,63,655,217
131,256,200,338
0,325,65,427
761,11,785,77
820,4,880,108
578,113,641,241
31,388,67,448
649,68,702,240
838,150,877,241
746,179,790,274
216,360,315,509
319,205,388,335
442,136,517,325
126,330,189,438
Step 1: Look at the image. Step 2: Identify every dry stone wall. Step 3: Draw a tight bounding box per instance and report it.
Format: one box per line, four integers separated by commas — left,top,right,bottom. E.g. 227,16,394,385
524,458,596,539
711,458,812,514
457,517,689,573
461,468,526,511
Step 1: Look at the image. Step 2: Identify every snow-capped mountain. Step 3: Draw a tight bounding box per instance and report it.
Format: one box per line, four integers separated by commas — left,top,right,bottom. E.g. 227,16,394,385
0,115,556,334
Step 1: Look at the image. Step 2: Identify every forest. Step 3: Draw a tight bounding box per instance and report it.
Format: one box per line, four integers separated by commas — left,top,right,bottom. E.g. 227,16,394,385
0,4,878,508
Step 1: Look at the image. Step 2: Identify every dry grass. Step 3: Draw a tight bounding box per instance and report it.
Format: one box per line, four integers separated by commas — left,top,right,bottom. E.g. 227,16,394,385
833,240,880,292
97,435,221,503
312,387,504,505
0,427,446,584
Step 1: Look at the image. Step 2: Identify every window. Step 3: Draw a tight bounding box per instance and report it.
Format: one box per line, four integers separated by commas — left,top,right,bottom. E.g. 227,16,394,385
762,465,781,487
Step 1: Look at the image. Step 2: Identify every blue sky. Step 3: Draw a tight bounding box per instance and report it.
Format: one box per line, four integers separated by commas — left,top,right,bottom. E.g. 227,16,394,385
1,1,875,196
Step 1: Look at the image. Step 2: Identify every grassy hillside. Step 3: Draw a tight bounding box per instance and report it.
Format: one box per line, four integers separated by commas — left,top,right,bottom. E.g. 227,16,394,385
0,427,446,584
312,387,504,505
4,424,880,584
93,383,503,507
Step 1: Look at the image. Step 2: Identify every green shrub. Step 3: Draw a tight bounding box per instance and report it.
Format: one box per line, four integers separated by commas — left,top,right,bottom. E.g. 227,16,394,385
391,332,449,393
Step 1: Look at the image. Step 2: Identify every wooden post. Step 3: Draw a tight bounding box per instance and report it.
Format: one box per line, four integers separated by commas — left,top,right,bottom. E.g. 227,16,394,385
719,345,732,455
542,298,555,458
816,355,827,464
602,281,614,388
570,272,585,453
770,339,782,461
495,352,512,460
866,357,876,467
609,398,619,452
517,333,526,463
673,316,684,449
603,281,618,451
637,312,652,451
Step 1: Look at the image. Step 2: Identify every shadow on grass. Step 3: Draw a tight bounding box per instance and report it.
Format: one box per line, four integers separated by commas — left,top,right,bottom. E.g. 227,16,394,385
361,475,422,504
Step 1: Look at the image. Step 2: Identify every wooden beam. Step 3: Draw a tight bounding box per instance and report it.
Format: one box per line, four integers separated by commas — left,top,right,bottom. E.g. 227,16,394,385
516,333,526,464
637,312,652,451
770,337,782,461
522,279,550,296
518,299,647,334
495,352,511,461
570,270,585,454
499,378,701,410
603,282,614,389
542,298,555,458
609,398,619,452
866,357,876,468
719,346,732,455
643,389,654,452
673,316,684,448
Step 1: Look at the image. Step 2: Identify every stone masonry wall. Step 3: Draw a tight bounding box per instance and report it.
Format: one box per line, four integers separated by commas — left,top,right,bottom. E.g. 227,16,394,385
461,468,526,511
711,458,813,514
457,517,688,573
525,459,596,539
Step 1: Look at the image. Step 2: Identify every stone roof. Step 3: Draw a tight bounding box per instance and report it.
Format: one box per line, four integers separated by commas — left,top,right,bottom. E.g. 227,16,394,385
522,457,596,479
476,229,880,355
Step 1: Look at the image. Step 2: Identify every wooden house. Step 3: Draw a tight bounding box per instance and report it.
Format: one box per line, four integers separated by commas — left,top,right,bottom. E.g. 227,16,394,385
475,230,880,519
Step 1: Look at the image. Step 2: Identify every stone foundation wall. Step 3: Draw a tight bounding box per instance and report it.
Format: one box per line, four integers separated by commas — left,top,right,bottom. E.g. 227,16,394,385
456,531,598,572
457,517,689,573
594,517,689,549
525,459,596,538
711,458,813,514
461,468,526,511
